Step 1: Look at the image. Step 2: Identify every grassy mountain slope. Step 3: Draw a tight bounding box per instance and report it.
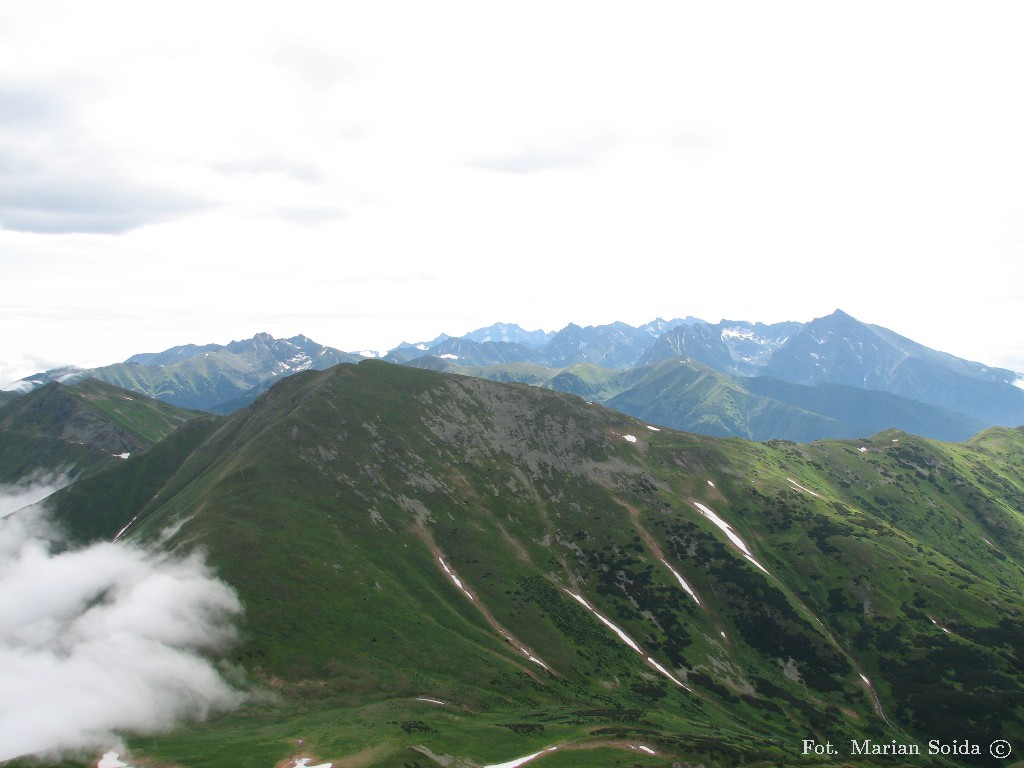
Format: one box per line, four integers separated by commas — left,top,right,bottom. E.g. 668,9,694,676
605,359,856,440
415,356,985,442
37,362,1024,768
739,375,986,441
0,379,201,484
409,357,629,402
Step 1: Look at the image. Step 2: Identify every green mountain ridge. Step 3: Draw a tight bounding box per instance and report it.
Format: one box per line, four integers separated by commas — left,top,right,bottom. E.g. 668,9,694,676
413,355,988,442
88,333,360,411
0,378,201,485
25,361,1024,768
8,333,361,413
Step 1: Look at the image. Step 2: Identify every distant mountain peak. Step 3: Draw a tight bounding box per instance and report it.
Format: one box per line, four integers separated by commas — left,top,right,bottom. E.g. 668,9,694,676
461,322,554,347
11,332,360,412
12,313,1024,439
2,365,89,392
827,308,856,319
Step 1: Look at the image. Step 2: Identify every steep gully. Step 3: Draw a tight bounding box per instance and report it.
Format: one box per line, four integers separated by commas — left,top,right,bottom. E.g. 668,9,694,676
415,466,903,765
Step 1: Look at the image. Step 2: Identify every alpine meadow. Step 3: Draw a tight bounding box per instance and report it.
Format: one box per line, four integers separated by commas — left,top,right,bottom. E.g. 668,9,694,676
3,343,1024,767
4,4,1024,767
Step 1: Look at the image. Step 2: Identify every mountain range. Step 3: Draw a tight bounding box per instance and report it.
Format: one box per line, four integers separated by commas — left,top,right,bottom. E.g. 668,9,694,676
6,333,360,412
6,359,1024,767
0,378,200,485
7,310,1024,443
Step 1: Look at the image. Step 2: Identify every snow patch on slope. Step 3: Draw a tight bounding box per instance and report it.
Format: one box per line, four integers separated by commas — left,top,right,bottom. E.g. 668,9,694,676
693,502,770,574
112,515,139,542
661,559,700,606
484,746,558,768
564,590,689,690
787,478,820,497
646,655,687,688
438,557,474,601
565,590,641,652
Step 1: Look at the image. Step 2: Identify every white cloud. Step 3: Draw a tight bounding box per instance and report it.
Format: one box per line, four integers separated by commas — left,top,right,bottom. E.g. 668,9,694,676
0,76,212,235
271,205,350,225
467,137,619,175
274,44,356,89
0,80,72,130
0,504,245,762
670,132,715,150
0,473,71,518
209,155,328,185
0,175,209,235
0,1,1023,368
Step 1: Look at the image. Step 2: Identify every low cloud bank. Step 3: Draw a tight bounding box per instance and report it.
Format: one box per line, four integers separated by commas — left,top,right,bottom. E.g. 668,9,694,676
0,471,71,519
0,499,245,762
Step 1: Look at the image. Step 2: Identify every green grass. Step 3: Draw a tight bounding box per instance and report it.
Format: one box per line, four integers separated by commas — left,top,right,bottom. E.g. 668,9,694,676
35,361,1024,768
73,377,201,443
0,378,202,485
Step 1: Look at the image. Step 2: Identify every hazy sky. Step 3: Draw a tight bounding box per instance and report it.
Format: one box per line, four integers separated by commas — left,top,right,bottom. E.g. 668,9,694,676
2,1,1024,385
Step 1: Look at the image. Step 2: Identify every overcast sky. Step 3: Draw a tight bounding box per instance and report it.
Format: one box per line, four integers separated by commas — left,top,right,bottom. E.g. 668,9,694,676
2,1,1024,385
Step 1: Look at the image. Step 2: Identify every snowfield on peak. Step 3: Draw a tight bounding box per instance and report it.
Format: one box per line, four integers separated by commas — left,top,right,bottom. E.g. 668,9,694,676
720,327,757,341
